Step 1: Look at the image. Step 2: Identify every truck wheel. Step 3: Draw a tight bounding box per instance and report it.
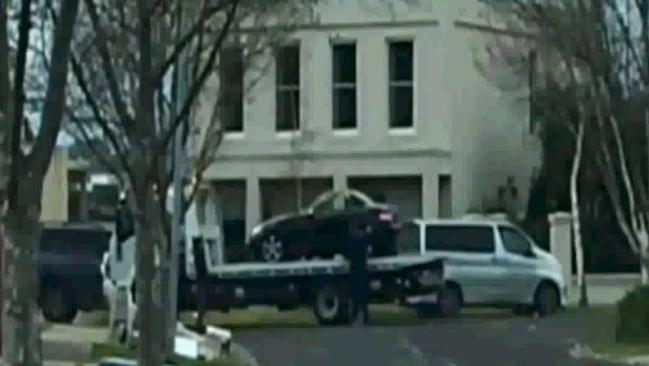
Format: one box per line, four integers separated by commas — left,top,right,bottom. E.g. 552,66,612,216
313,284,349,325
535,283,558,317
438,285,461,318
42,285,78,323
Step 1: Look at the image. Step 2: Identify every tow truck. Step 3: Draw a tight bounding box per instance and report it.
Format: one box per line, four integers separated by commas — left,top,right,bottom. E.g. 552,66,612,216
102,188,446,328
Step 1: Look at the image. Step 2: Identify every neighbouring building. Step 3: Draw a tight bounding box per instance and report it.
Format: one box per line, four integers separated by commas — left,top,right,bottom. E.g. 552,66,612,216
192,0,542,262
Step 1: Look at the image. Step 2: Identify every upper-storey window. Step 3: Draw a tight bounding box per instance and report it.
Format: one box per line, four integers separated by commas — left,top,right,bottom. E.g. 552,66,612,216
389,40,414,129
220,47,244,133
332,43,357,130
276,45,300,132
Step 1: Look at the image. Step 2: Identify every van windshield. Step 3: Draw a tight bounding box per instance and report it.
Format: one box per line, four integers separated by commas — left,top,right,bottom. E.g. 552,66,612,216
396,222,420,253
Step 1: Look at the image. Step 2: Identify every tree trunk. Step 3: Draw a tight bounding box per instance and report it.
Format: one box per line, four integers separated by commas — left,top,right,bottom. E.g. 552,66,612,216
570,121,588,306
134,186,164,366
3,204,42,365
641,241,648,284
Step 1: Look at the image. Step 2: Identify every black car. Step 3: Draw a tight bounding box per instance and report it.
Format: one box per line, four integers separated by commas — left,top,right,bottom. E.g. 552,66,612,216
248,189,400,262
38,223,111,323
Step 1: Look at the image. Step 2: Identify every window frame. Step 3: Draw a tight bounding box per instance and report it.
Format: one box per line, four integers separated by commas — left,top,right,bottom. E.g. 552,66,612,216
275,44,301,133
388,39,415,131
331,41,358,131
498,225,534,257
424,224,496,254
219,46,245,134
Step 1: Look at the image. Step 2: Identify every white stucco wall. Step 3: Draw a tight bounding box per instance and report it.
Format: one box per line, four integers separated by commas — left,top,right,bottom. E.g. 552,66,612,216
195,0,541,220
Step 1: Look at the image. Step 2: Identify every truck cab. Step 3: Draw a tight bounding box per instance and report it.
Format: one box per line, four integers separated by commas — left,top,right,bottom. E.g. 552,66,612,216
401,218,567,316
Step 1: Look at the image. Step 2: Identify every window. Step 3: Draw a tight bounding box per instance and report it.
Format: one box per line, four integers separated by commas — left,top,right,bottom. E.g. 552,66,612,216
396,222,420,253
220,47,244,133
332,43,357,129
389,41,414,129
499,227,533,256
425,225,495,253
276,45,300,132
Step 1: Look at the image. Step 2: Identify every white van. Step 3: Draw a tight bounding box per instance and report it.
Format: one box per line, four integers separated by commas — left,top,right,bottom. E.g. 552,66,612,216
399,219,567,317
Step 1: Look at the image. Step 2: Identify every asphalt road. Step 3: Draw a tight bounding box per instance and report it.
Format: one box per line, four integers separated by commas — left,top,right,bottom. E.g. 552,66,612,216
234,311,624,366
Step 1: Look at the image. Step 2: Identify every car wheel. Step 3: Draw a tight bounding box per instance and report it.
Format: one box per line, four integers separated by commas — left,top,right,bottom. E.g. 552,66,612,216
42,285,78,324
260,235,284,262
313,284,349,325
438,285,461,318
535,283,559,317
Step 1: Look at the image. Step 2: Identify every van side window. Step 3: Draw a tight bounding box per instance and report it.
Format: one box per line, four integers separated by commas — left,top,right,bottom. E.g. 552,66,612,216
425,225,495,253
499,227,532,256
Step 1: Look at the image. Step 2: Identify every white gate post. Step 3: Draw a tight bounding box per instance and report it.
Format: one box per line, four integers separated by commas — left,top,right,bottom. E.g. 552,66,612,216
548,212,573,291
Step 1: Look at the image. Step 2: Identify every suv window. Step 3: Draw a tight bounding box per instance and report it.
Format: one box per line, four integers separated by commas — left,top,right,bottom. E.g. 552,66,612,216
499,226,532,256
396,222,420,253
425,225,495,253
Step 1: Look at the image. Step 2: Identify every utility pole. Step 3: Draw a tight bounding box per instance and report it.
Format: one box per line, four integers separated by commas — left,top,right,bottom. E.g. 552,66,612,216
167,1,188,355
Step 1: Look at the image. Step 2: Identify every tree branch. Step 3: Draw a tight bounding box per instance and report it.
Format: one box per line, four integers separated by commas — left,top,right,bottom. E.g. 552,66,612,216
155,0,232,82
69,52,134,183
84,0,135,132
28,0,80,186
159,0,238,153
67,109,124,186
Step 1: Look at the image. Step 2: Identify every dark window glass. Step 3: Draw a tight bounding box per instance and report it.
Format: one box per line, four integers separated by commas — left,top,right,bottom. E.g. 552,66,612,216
333,43,357,129
389,41,414,128
499,227,532,256
389,41,413,81
396,222,420,253
333,44,356,83
425,225,495,253
389,86,413,128
220,47,244,132
276,45,300,131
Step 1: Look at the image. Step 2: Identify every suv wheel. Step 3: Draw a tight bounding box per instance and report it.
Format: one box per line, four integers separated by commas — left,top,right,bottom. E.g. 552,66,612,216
42,285,77,323
535,283,559,317
438,285,461,318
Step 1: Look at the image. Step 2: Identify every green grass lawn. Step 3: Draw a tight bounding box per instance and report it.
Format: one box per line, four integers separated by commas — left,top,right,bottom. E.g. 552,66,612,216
90,343,243,366
180,304,422,330
562,305,649,359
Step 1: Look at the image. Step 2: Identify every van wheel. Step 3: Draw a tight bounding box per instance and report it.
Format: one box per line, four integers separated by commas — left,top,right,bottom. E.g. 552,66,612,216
438,285,461,318
42,285,78,324
313,284,349,325
535,283,559,317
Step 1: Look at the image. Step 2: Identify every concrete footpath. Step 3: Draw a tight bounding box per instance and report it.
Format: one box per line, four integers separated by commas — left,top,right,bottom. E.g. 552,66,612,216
567,273,642,305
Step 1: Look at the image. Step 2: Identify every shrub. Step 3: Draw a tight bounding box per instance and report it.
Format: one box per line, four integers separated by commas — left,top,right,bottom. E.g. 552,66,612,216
616,285,649,343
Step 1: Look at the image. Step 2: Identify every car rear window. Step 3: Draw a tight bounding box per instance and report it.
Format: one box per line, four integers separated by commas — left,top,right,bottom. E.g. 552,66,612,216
425,225,495,253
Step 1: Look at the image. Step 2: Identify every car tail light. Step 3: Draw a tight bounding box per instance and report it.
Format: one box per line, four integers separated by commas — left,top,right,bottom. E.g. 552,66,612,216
379,212,394,222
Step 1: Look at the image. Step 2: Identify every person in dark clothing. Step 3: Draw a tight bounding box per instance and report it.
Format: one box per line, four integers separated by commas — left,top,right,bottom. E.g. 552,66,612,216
347,223,370,325
191,236,209,334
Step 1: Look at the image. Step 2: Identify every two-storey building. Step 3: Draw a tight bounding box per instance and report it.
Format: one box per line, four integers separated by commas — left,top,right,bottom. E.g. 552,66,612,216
193,0,542,261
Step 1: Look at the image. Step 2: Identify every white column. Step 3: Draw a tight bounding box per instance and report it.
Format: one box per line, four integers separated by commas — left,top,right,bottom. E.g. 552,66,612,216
245,177,261,240
549,212,573,290
333,174,347,209
422,171,439,219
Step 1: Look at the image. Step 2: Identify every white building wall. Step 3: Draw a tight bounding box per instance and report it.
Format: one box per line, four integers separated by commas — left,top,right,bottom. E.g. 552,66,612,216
195,0,541,234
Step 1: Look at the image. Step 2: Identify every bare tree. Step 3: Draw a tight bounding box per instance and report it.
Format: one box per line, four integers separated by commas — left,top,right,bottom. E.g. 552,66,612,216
0,0,80,364
481,0,649,284
58,0,315,364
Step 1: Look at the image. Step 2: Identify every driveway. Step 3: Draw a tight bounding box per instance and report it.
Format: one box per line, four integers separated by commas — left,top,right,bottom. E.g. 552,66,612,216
234,310,624,366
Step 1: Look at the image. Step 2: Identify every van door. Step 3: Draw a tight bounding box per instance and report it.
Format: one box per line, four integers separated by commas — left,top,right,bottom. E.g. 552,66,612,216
496,226,539,304
425,224,507,304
